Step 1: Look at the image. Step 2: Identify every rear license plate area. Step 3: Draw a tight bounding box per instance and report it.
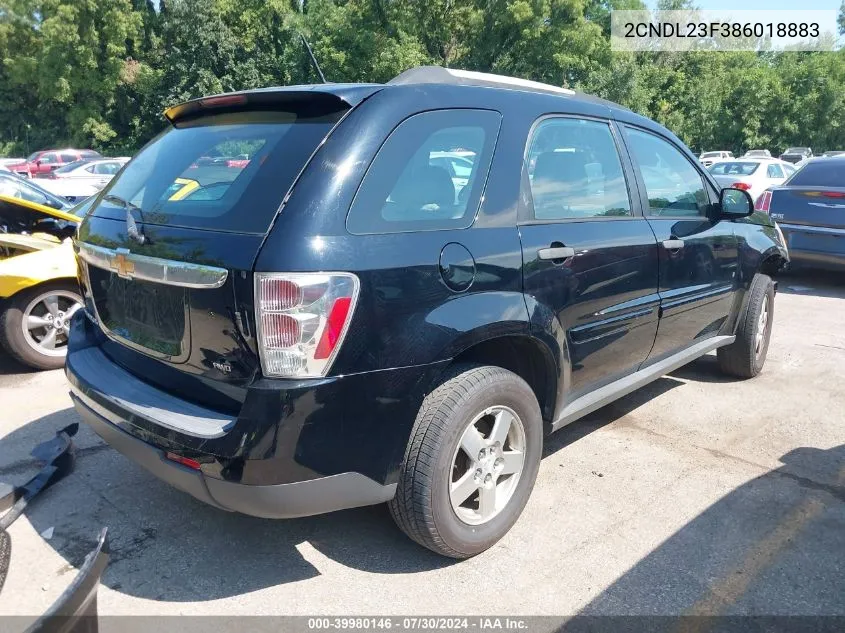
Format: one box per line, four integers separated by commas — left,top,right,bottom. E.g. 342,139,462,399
90,269,189,359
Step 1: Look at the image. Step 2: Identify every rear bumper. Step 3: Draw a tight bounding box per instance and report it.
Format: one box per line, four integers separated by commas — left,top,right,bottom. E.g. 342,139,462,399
779,223,845,271
63,313,449,518
71,392,395,518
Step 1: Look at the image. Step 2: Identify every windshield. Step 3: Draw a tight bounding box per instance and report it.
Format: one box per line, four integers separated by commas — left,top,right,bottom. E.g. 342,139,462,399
709,162,760,176
25,152,41,162
785,148,808,154
91,108,344,233
701,152,721,158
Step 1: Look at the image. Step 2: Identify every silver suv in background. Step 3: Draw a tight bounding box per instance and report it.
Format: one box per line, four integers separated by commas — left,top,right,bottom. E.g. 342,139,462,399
699,150,734,167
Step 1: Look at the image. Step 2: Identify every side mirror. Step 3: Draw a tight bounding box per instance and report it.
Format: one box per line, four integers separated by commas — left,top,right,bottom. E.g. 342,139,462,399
718,187,754,219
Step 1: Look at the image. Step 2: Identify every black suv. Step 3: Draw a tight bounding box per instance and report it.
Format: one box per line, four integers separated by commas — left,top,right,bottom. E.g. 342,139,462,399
66,67,788,558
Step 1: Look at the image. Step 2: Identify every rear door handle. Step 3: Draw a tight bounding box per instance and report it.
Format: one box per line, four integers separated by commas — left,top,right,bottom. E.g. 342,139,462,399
538,246,576,261
662,239,685,250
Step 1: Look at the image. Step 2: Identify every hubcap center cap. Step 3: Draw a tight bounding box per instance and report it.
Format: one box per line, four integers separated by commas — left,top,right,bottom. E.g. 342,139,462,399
476,444,503,483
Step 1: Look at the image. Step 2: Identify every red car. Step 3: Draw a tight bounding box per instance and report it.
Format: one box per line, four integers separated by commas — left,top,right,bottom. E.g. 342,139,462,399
7,148,101,177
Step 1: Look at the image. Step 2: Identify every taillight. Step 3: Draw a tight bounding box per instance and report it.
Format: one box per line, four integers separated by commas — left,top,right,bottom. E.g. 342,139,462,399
755,190,772,213
255,272,359,378
731,182,751,191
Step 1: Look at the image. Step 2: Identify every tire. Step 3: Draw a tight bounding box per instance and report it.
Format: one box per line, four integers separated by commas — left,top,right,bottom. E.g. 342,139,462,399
389,364,543,558
717,273,775,379
0,281,83,371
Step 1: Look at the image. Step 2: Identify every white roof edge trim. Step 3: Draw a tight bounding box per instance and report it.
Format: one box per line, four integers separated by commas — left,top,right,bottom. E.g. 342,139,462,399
443,68,576,95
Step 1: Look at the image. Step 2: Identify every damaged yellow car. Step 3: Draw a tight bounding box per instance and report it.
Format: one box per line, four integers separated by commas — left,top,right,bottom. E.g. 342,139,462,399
0,195,90,369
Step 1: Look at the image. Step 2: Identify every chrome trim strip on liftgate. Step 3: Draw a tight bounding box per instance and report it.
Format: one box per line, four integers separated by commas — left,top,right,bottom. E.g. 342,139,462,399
77,242,228,289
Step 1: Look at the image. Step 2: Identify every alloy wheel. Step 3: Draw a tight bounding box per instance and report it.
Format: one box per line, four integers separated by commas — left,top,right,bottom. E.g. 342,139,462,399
755,294,769,357
449,405,526,526
20,289,83,358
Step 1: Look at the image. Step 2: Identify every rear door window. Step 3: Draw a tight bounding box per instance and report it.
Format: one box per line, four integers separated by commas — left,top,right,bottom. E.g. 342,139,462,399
90,108,346,233
524,117,632,220
346,109,501,234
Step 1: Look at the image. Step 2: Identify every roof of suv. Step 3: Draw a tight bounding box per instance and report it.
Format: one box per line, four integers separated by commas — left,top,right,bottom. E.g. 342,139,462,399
165,66,628,122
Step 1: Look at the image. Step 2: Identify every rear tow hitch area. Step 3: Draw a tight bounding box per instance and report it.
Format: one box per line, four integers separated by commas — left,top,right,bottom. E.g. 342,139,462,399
0,423,110,633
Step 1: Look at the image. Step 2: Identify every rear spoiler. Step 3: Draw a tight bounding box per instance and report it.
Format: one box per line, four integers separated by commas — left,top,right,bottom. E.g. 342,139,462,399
163,84,383,124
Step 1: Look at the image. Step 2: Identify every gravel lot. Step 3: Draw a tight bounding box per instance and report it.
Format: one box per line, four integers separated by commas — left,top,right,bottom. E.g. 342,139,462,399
0,270,843,622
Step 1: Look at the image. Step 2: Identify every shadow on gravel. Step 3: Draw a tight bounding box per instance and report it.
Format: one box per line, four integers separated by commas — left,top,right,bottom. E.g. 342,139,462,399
3,330,836,607
669,354,735,384
3,374,688,603
575,444,845,616
777,269,845,300
0,407,457,603
0,353,37,377
544,376,684,457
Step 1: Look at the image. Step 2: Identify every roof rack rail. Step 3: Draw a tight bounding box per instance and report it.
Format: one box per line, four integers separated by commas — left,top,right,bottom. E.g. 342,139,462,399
388,66,575,97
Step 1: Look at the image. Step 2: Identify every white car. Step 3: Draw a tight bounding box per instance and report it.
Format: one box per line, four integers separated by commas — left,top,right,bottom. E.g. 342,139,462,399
35,158,128,203
708,158,796,203
699,150,734,168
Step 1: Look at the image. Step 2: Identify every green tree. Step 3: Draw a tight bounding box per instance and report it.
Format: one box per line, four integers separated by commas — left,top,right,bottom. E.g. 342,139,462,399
1,0,844,158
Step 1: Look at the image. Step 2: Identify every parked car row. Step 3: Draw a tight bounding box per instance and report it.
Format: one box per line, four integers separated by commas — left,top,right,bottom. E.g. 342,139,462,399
5,148,102,177
0,150,130,204
707,157,797,202
36,157,130,203
700,147,845,168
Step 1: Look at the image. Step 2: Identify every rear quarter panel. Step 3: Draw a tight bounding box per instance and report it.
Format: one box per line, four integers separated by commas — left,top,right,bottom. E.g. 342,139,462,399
255,85,540,374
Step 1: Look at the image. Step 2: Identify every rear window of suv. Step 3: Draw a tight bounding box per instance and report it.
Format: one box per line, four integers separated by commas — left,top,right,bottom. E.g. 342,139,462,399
90,108,345,233
346,109,501,234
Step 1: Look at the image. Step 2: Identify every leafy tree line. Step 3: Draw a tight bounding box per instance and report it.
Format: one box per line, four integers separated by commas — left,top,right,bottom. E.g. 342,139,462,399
1,0,844,157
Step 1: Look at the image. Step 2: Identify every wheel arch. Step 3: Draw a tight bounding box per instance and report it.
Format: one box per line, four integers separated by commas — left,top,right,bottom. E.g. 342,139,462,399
758,247,788,277
0,275,80,303
448,334,559,426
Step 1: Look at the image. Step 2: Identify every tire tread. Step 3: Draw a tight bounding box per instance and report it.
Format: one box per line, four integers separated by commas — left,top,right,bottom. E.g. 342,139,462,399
718,273,774,378
388,364,535,558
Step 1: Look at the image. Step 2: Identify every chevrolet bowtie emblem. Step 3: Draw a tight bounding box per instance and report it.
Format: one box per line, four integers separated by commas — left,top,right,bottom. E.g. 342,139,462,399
111,249,135,279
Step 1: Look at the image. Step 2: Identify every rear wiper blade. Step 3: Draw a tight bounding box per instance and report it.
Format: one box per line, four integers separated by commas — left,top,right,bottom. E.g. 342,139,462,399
103,194,148,245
